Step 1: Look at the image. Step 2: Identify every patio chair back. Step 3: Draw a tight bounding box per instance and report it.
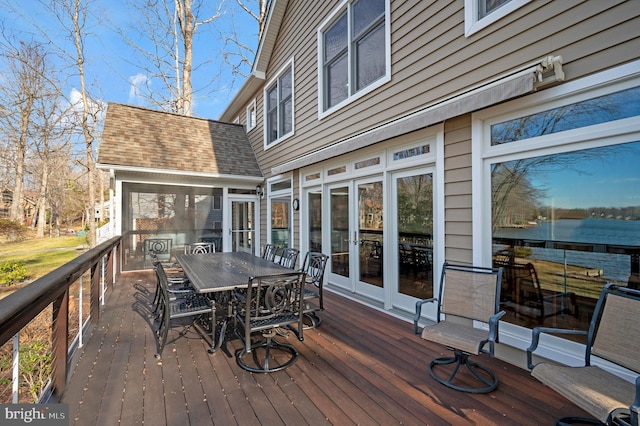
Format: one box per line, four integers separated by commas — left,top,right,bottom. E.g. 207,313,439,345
590,286,640,374
262,244,279,262
438,264,502,323
184,242,216,255
235,271,306,372
144,237,172,268
279,247,300,269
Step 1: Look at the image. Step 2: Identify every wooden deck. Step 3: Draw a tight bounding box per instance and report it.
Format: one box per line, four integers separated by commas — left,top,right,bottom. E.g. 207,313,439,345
61,270,589,425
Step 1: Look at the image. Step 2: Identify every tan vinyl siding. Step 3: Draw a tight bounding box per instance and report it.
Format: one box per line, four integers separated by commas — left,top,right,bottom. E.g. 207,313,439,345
231,0,639,182
443,115,472,265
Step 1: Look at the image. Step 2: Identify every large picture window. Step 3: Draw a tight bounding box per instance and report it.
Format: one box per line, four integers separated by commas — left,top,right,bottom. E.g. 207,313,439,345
319,0,389,114
480,78,640,343
265,60,294,146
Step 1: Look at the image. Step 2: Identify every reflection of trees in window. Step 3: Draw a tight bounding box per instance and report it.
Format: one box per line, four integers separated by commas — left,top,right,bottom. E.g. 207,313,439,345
491,86,640,145
397,175,432,234
358,182,383,230
271,200,289,228
492,143,639,230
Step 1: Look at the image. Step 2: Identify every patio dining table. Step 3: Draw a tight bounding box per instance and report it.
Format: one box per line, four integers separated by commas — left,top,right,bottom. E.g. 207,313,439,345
174,251,290,354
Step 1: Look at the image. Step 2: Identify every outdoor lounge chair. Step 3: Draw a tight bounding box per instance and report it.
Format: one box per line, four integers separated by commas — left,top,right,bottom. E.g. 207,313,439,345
527,284,640,426
414,262,505,393
235,271,306,373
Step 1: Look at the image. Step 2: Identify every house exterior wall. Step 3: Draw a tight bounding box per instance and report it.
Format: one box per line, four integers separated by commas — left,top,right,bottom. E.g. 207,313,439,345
223,0,640,370
236,0,639,172
232,0,639,260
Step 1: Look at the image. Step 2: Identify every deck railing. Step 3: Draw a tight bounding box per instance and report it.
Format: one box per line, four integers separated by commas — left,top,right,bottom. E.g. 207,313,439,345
0,235,123,403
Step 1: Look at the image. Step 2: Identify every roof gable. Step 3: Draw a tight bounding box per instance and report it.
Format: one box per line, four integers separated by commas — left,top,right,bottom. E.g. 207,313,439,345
98,103,262,178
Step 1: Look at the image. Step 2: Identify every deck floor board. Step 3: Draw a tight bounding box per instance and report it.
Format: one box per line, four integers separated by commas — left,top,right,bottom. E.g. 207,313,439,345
61,270,590,425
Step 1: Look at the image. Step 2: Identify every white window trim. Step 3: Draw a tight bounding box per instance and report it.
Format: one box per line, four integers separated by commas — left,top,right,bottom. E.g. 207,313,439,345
471,60,640,381
246,98,257,131
263,58,295,149
464,0,532,37
266,175,293,247
317,0,392,119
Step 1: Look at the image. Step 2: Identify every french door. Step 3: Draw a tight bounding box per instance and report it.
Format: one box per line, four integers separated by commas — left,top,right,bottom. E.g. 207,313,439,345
391,168,436,314
228,197,257,254
328,178,384,301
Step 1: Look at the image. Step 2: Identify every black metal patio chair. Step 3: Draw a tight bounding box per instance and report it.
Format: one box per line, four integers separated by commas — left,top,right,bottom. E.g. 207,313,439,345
154,263,214,358
184,242,216,254
235,271,306,373
299,251,329,329
279,247,300,269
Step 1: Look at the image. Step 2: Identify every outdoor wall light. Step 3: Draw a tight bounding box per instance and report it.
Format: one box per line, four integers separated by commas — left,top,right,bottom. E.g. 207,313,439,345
256,184,264,198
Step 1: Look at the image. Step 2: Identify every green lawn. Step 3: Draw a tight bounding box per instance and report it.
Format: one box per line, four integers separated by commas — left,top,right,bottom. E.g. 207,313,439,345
0,236,89,284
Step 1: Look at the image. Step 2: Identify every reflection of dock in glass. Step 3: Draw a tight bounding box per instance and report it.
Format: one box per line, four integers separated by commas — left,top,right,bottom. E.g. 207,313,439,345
493,237,639,338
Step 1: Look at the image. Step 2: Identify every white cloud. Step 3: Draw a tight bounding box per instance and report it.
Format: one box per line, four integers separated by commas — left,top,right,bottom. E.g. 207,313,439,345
128,73,149,105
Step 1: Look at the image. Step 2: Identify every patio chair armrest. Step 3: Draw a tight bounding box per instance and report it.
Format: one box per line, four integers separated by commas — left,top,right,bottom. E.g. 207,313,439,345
488,310,506,343
413,297,437,334
631,376,640,426
526,326,588,370
167,287,195,295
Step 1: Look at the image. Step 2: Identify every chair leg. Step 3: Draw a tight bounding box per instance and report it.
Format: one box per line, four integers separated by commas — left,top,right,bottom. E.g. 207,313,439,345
555,417,603,425
302,312,322,329
429,349,499,393
236,330,298,373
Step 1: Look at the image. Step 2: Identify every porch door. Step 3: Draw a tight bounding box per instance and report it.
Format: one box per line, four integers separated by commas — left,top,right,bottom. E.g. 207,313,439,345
228,198,257,254
391,169,435,314
355,178,384,299
328,184,351,290
327,179,384,302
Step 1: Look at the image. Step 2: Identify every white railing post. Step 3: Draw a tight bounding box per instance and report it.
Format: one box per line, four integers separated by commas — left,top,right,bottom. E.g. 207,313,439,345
101,256,106,305
78,275,84,348
12,333,19,403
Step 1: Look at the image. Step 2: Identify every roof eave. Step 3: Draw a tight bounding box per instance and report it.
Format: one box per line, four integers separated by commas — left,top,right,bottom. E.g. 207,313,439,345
219,0,289,121
96,163,263,182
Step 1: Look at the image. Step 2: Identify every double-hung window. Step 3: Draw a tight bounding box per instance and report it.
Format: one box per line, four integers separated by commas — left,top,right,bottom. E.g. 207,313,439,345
464,0,531,36
319,0,390,115
246,99,256,131
265,59,294,147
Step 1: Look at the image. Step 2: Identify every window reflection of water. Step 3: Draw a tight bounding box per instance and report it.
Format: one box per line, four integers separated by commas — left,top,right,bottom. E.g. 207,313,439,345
494,219,639,281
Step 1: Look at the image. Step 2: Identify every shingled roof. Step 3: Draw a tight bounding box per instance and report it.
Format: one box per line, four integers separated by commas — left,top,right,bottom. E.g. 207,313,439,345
98,103,262,178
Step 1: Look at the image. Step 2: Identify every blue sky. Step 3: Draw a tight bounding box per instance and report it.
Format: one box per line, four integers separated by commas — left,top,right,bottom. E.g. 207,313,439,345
529,141,640,209
0,0,259,120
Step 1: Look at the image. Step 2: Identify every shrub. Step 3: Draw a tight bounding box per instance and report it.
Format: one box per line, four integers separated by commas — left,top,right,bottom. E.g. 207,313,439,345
0,219,27,242
0,262,29,287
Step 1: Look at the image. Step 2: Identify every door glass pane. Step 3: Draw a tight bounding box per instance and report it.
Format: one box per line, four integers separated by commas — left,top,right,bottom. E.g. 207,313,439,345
358,181,383,287
397,174,433,298
271,199,290,248
331,187,350,277
231,201,255,253
308,190,323,252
